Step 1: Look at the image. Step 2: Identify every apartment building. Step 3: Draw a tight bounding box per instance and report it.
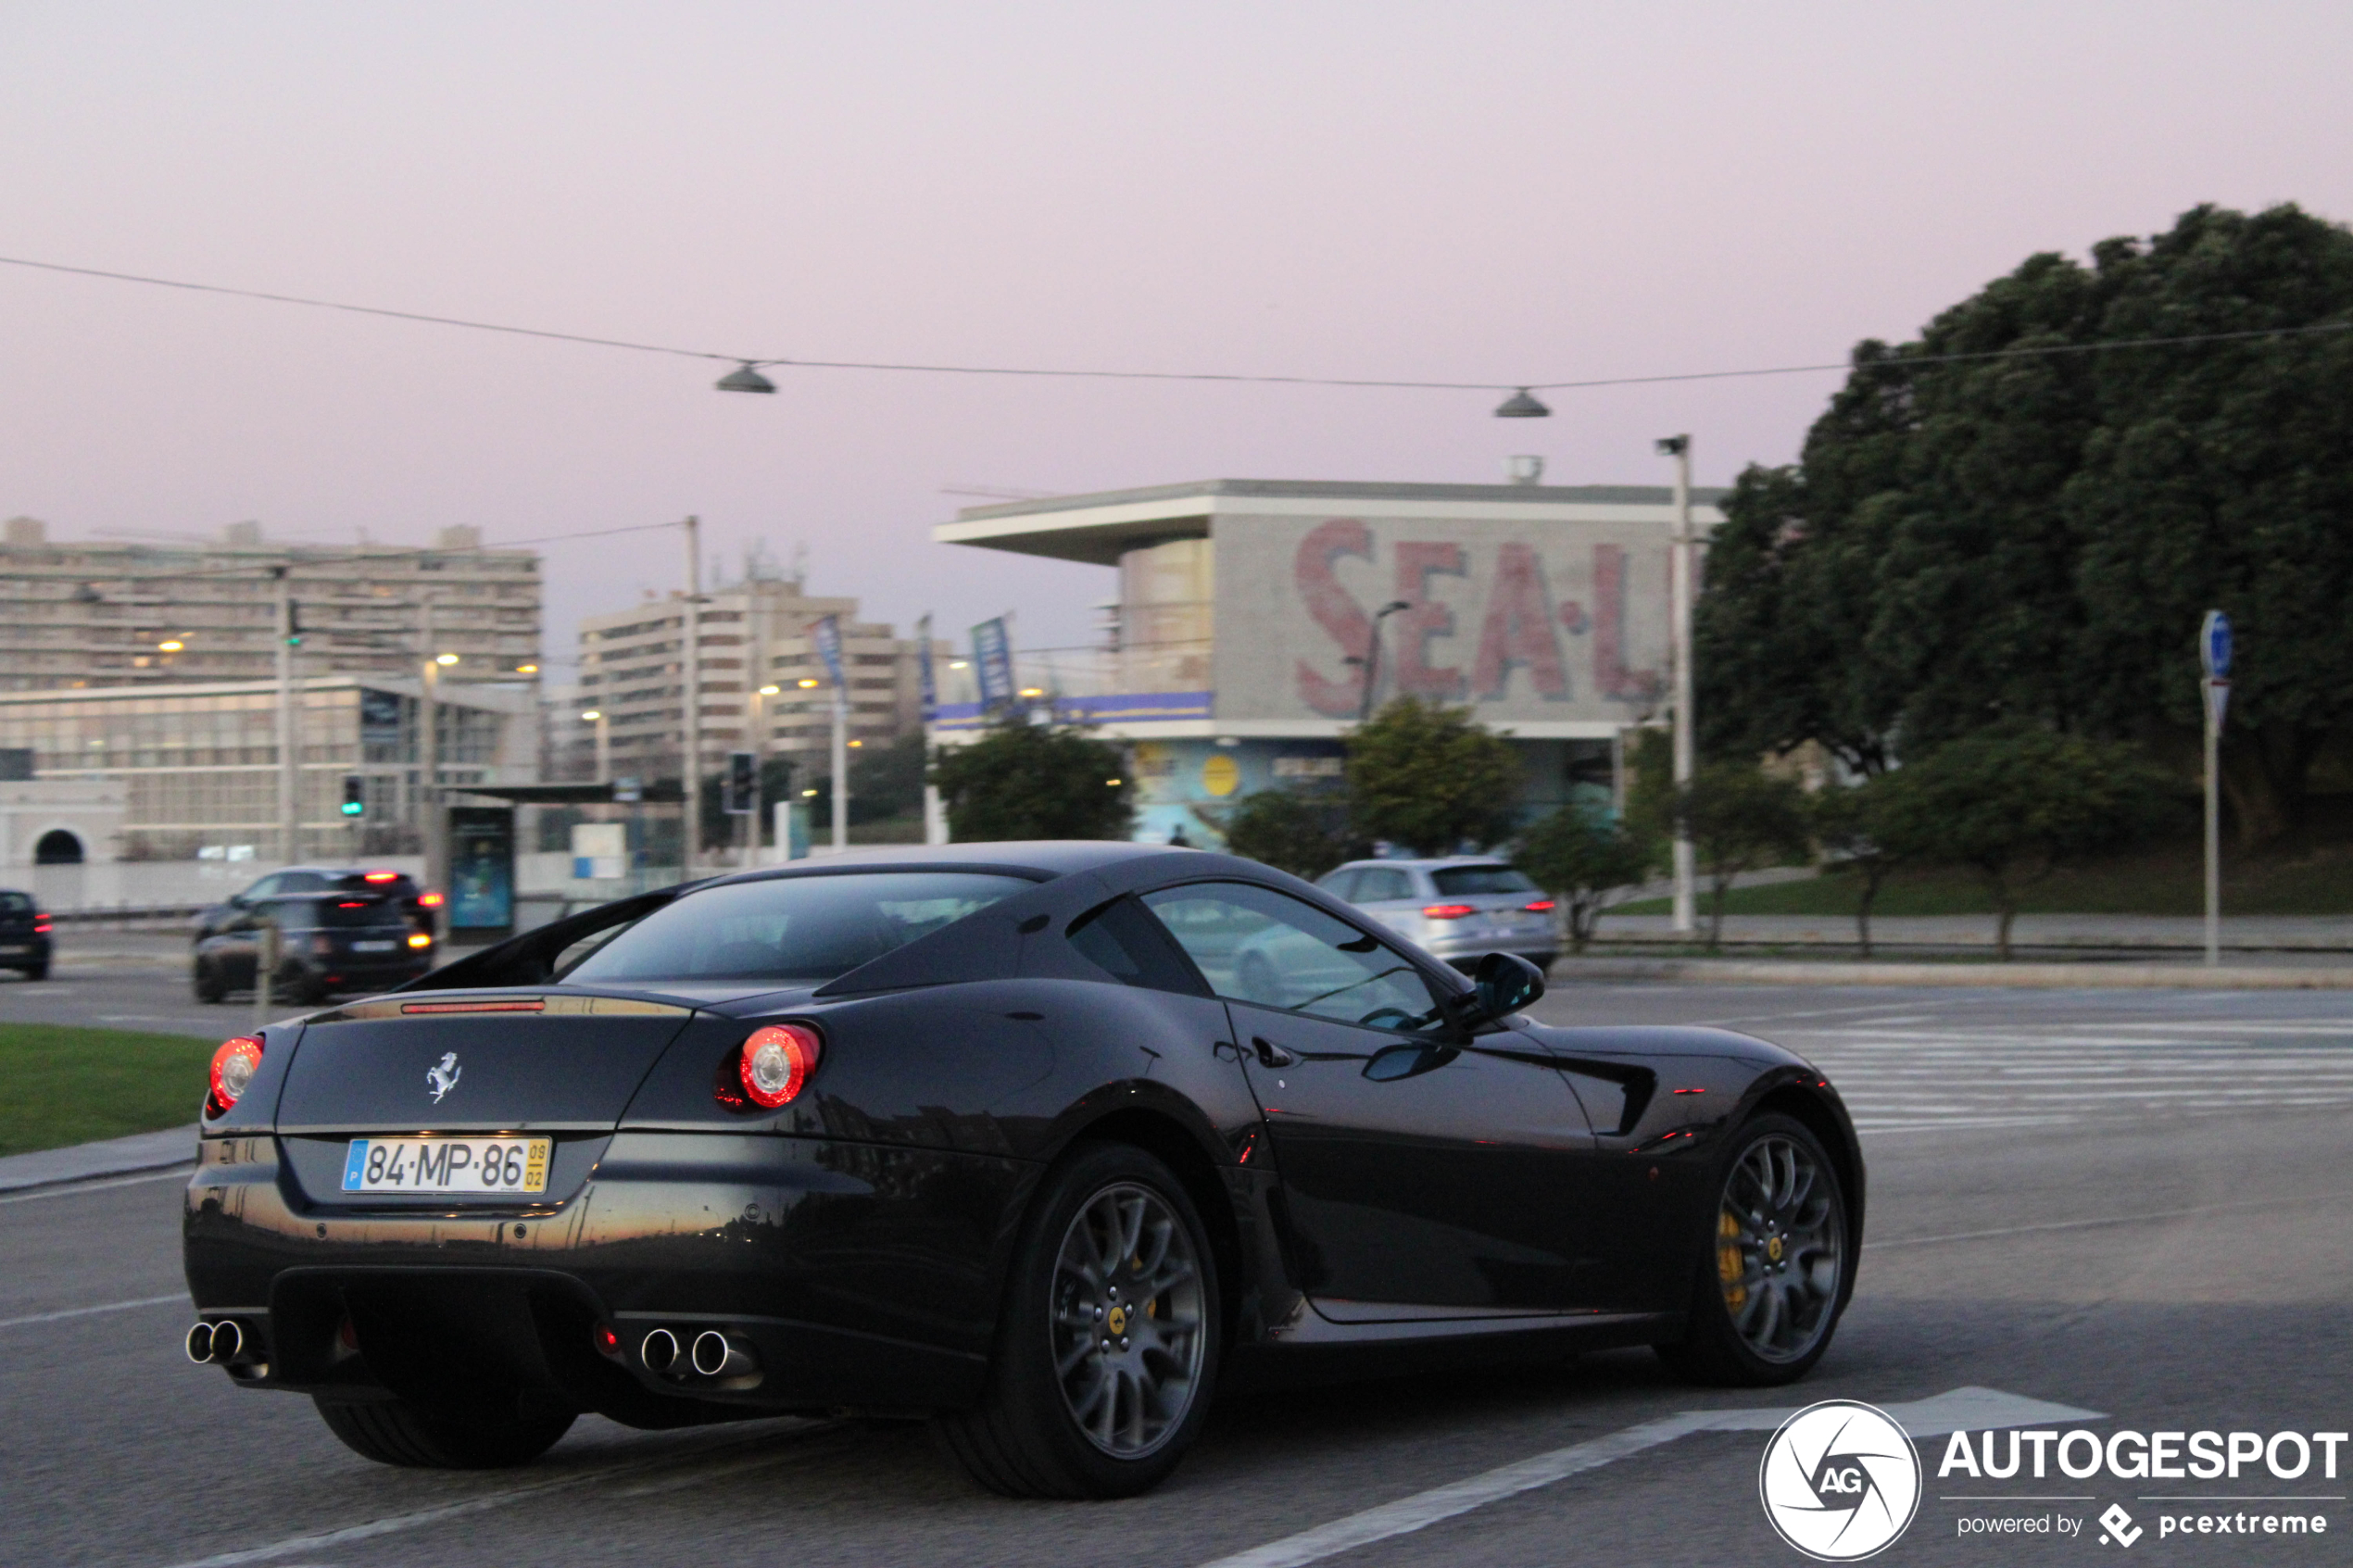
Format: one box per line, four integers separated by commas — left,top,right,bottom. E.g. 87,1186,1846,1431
0,516,544,691
558,571,932,786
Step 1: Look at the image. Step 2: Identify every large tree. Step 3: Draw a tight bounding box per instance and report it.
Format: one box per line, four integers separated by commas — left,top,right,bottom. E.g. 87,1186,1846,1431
1699,204,2353,841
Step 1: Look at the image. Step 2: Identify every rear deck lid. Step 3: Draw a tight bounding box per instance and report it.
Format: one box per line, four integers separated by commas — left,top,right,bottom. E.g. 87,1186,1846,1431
273,991,697,1135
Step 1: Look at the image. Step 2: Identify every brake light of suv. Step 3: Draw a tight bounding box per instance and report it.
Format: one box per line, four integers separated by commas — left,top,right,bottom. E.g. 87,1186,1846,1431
1421,904,1478,921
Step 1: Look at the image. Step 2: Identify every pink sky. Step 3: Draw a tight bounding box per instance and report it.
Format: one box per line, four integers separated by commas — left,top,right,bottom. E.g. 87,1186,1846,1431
4,2,2347,667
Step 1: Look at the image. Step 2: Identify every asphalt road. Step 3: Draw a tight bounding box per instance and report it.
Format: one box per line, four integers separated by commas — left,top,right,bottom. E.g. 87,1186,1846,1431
2,977,2348,1566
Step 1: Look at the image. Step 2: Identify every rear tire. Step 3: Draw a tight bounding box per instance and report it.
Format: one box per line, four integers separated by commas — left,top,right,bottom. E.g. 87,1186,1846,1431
933,1143,1220,1499
312,1394,574,1469
1655,1112,1851,1387
193,963,225,1004
20,962,46,982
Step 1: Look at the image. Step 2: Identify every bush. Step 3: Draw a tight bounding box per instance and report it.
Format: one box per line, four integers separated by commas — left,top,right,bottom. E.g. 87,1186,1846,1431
930,721,1133,841
1679,764,1812,950
1345,697,1519,857
1514,802,1655,951
1870,726,2178,958
1220,790,1354,882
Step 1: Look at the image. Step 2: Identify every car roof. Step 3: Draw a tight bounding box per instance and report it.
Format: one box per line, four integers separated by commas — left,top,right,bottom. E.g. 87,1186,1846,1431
1330,857,1511,872
702,840,1190,887
262,865,420,880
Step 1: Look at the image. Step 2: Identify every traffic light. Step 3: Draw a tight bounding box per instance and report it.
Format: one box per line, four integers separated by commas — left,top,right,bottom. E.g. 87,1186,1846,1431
723,751,759,815
286,602,305,648
340,775,366,818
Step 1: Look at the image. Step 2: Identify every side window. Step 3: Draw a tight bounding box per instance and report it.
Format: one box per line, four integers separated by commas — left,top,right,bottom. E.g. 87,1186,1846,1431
1356,868,1413,902
276,872,330,893
1140,882,1442,1031
240,874,283,901
1065,897,1205,994
1317,868,1361,901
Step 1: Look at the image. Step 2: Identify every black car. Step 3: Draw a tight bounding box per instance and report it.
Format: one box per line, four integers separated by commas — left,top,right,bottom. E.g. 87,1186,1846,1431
183,843,1862,1498
194,866,440,944
192,890,434,1005
0,889,52,979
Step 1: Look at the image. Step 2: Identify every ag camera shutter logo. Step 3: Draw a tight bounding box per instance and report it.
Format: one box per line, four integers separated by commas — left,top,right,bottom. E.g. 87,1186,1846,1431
1759,1399,1922,1561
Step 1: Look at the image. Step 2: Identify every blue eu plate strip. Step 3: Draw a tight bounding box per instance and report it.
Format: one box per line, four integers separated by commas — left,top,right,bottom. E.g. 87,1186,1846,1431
342,1140,370,1190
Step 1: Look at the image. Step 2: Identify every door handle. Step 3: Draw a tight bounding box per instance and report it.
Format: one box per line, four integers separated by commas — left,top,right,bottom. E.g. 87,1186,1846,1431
1252,1037,1298,1068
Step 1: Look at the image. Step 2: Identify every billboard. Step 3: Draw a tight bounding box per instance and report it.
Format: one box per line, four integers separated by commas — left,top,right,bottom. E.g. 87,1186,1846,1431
1212,513,1672,727
447,806,516,933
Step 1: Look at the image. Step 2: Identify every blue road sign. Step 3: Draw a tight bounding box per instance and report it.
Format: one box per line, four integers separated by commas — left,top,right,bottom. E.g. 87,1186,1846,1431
2199,610,2233,679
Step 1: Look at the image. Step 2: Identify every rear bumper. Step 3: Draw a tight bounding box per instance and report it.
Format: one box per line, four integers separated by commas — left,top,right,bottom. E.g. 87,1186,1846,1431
183,1129,1026,1421
0,936,48,966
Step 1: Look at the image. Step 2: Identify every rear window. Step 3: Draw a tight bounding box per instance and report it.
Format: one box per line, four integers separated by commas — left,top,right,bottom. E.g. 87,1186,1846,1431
1429,865,1538,896
563,872,1032,984
0,892,32,914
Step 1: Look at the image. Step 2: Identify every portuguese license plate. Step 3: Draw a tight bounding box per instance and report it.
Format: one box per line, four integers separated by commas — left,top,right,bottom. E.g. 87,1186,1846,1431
351,940,397,952
342,1136,551,1195
0,945,26,956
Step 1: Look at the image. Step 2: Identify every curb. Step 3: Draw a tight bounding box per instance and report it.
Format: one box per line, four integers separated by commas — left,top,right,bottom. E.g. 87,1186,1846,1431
0,1123,199,1193
1549,959,2353,989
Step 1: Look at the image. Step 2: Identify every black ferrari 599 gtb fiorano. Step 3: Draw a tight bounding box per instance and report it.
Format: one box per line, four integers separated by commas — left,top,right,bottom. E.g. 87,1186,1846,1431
183,842,1863,1498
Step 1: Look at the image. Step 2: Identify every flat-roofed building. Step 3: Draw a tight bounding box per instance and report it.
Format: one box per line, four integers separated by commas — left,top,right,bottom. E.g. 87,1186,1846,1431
0,516,543,691
0,676,532,861
558,571,932,788
934,477,1728,846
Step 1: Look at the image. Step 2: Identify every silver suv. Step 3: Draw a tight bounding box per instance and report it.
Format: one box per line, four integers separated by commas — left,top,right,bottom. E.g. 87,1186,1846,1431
1315,857,1557,972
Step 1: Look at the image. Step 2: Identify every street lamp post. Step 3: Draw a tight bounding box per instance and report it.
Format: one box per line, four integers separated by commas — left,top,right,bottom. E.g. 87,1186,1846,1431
272,566,299,865
680,515,703,884
580,709,610,784
753,684,779,864
418,596,456,947
1347,599,1414,723
1657,434,1697,937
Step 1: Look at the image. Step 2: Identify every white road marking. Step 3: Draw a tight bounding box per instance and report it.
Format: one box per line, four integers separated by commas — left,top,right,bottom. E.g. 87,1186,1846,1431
0,1291,186,1332
157,1422,837,1568
1193,1386,2102,1568
0,1167,191,1205
1867,1193,2353,1250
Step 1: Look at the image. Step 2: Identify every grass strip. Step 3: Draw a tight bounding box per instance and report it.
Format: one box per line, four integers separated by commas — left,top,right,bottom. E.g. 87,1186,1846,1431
0,1023,216,1157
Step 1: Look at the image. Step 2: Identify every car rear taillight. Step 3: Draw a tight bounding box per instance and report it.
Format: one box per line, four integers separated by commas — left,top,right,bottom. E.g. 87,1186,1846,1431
207,1036,265,1118
407,933,432,948
721,1024,823,1110
1523,899,1556,912
1421,903,1477,920
363,871,399,883
32,913,50,934
417,892,444,909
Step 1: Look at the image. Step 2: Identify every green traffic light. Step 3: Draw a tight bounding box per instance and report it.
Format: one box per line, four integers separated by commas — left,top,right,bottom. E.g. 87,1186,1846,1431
339,802,363,816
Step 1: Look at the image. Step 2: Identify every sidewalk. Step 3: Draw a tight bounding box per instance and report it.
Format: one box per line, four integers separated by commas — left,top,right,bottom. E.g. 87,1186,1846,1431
1589,911,2353,955
0,1123,197,1193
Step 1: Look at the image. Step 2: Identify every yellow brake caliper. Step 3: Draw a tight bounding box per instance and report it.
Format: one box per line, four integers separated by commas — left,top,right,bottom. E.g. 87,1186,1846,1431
1718,1209,1747,1310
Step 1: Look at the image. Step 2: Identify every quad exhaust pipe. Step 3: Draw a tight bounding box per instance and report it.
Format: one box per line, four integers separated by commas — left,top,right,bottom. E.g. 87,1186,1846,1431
184,1318,246,1365
638,1325,759,1385
690,1330,755,1379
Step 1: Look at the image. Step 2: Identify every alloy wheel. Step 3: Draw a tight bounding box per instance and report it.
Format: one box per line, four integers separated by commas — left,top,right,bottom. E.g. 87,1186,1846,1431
1050,1180,1207,1458
1715,1134,1843,1363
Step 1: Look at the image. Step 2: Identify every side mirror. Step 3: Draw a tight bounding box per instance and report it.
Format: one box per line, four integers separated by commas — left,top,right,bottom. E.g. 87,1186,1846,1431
1461,951,1545,1027
1365,1042,1455,1082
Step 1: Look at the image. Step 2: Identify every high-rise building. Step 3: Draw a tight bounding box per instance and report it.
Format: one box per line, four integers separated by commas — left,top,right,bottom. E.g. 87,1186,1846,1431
0,516,543,691
555,569,932,788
